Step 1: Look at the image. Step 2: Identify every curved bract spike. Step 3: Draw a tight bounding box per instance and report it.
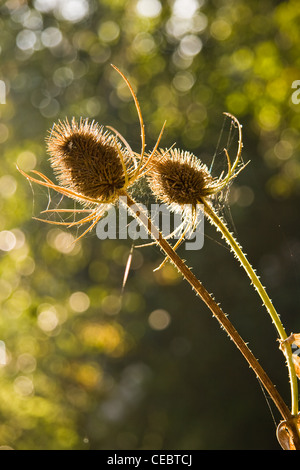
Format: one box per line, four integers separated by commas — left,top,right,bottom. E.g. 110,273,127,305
111,135,130,186
30,169,54,185
106,125,136,166
17,166,101,204
223,112,243,177
71,212,104,243
111,64,145,162
137,121,167,176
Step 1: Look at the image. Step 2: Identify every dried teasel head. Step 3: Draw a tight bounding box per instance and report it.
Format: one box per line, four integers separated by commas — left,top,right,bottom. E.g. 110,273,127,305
146,114,246,267
148,148,214,209
148,113,244,216
18,65,166,241
148,148,216,265
47,118,130,203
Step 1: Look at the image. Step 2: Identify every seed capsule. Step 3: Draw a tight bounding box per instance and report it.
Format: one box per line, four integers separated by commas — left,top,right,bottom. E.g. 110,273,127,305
148,148,214,209
47,118,128,203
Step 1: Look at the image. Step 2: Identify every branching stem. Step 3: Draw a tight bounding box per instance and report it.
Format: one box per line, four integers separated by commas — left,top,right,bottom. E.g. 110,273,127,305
203,200,299,420
123,192,300,448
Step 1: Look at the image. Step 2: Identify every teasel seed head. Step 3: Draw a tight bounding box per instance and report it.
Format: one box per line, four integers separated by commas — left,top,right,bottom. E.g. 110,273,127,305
18,65,168,242
148,148,215,210
148,113,245,216
47,117,129,203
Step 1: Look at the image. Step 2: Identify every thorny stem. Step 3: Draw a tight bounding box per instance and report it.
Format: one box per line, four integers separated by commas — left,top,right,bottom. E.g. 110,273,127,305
203,200,299,422
123,192,300,449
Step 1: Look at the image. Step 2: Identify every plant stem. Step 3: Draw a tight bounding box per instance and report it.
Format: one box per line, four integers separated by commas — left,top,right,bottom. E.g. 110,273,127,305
203,200,299,419
123,192,300,448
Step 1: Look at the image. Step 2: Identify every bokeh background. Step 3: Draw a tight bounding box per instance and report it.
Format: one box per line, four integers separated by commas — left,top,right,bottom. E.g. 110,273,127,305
0,0,300,450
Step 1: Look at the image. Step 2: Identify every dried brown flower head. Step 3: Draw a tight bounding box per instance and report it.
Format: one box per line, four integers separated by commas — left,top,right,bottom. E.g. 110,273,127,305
47,118,129,203
146,114,245,266
149,113,244,214
18,65,165,241
149,148,214,208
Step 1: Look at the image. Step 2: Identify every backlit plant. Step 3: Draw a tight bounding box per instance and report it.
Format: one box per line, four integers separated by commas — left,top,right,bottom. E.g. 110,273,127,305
19,65,300,450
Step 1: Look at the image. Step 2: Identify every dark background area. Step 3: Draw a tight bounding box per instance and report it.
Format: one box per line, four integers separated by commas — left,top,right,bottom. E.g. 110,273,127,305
0,0,300,450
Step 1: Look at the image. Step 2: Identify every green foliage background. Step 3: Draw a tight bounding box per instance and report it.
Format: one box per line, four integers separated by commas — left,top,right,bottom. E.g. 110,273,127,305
0,0,300,450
